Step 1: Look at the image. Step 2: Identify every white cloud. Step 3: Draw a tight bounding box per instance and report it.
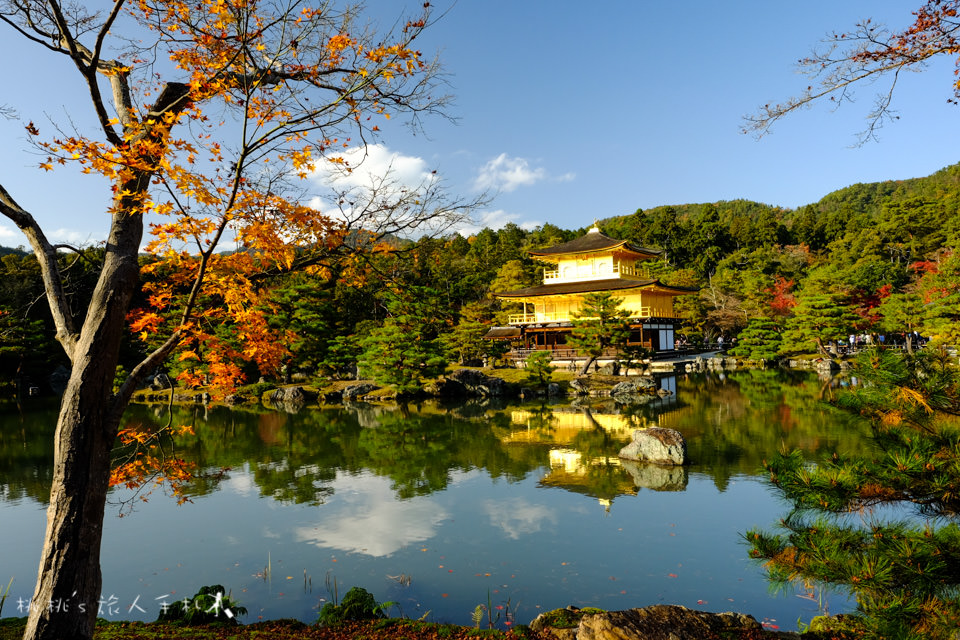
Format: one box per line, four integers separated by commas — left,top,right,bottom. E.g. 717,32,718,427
482,497,557,540
450,209,541,237
305,143,455,237
0,225,105,249
49,228,103,246
293,474,447,557
473,154,572,193
0,225,18,243
224,466,256,497
310,143,435,193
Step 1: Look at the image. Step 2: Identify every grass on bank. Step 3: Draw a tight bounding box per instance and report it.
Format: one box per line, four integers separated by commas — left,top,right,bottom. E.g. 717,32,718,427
0,617,541,640
128,364,587,406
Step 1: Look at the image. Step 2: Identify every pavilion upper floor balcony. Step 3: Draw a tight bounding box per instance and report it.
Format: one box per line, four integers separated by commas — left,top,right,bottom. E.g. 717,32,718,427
542,262,650,284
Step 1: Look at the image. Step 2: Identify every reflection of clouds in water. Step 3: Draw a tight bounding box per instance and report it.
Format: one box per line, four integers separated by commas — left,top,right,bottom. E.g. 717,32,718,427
483,498,557,540
224,465,255,496
294,474,447,557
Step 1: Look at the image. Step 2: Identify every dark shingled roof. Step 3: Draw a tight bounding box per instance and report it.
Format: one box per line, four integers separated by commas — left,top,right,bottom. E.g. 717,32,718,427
495,278,697,298
529,230,662,259
482,326,522,339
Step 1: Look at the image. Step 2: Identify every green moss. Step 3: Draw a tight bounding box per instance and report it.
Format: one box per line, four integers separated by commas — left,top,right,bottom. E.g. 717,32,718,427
536,607,605,629
806,613,867,637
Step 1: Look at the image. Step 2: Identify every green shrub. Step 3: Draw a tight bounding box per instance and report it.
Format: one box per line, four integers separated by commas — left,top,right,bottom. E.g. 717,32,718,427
237,381,277,400
155,584,246,625
317,586,388,625
524,350,554,387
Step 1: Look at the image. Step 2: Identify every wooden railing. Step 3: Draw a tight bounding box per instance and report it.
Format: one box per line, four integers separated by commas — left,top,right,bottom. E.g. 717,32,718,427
508,306,677,324
506,344,713,363
542,263,650,283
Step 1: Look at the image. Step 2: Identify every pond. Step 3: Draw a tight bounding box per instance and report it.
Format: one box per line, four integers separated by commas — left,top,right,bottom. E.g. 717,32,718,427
0,369,873,630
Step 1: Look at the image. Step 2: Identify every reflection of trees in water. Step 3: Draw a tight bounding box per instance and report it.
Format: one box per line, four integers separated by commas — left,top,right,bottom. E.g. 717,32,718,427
671,371,875,492
0,400,59,504
1,374,877,510
524,404,556,434
734,368,786,410
540,456,634,504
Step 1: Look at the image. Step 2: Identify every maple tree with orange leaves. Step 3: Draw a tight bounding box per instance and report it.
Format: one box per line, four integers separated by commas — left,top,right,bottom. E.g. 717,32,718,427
0,2,476,639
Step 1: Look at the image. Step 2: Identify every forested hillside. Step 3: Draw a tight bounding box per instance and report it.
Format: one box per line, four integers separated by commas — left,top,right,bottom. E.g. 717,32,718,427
3,163,959,393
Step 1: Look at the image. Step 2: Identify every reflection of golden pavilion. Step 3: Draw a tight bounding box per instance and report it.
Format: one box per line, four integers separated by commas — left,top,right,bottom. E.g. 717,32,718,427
548,448,621,473
504,409,643,507
504,409,653,444
498,405,694,509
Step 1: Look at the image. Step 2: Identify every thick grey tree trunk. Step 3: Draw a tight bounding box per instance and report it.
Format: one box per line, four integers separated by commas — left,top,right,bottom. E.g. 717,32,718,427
23,216,142,640
23,370,120,640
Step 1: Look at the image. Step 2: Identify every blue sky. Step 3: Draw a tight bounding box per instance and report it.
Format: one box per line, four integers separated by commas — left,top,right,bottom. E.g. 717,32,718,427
2,1,959,246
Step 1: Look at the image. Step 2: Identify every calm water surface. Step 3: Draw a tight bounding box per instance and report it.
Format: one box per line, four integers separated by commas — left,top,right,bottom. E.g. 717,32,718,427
0,370,873,630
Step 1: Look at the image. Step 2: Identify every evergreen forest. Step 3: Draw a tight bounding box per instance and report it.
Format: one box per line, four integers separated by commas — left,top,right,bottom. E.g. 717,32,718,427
3,162,960,394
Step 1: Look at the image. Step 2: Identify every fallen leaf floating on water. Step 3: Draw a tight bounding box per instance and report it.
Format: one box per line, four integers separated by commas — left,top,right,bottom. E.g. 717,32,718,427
667,573,678,578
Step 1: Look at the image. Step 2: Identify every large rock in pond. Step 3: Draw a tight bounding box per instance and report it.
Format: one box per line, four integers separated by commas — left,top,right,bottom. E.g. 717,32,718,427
425,377,468,397
342,383,379,401
269,386,306,412
619,459,688,491
569,378,590,396
610,381,637,396
150,371,173,391
531,605,763,640
618,428,687,466
270,386,305,403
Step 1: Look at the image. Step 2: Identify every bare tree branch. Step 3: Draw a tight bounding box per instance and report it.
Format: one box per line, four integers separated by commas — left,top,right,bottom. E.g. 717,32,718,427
744,4,960,144
0,182,79,358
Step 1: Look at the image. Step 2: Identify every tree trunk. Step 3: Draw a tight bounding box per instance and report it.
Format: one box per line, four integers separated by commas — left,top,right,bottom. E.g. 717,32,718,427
578,355,597,376
24,215,142,640
23,367,121,640
815,337,831,358
905,333,914,355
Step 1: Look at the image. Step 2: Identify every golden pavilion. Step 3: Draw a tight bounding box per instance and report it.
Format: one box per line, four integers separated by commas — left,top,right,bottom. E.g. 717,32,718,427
487,225,696,354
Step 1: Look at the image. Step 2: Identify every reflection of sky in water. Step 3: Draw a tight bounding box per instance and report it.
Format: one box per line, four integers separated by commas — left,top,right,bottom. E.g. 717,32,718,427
0,462,848,628
1,379,868,628
293,474,447,556
483,497,557,540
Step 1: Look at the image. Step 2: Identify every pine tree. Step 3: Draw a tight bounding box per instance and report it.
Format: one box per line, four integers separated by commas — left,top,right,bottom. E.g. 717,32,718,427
358,289,448,394
780,293,858,356
729,317,782,363
917,249,960,347
747,348,960,639
524,350,555,388
567,292,631,375
443,301,490,365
